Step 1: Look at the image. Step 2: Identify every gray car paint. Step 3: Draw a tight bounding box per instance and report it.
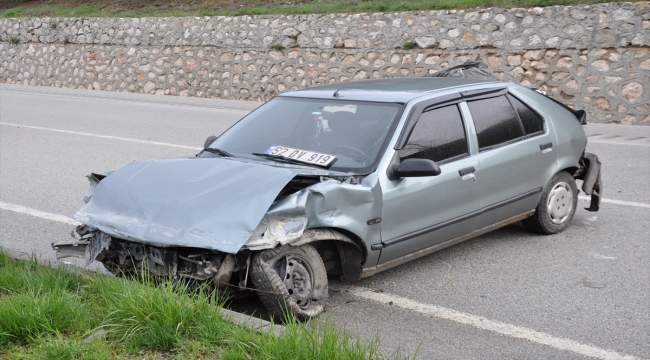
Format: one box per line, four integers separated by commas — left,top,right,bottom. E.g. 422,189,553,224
74,158,296,253
378,97,482,264
73,154,384,260
379,154,483,263
64,79,590,277
372,83,584,266
515,88,587,172
471,91,558,229
249,173,384,267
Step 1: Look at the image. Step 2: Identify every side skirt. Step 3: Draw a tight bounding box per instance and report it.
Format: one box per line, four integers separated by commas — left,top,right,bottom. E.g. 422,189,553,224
360,210,534,278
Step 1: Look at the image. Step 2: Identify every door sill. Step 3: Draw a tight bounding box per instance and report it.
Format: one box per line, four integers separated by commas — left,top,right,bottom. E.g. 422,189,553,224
360,210,534,278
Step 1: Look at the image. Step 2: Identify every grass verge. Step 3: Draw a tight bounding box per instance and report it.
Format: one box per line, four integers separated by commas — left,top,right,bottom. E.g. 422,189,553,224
1,0,621,19
0,250,406,359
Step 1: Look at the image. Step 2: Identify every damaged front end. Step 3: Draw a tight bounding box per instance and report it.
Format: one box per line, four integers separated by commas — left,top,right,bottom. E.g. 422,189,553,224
54,224,242,287
53,158,379,291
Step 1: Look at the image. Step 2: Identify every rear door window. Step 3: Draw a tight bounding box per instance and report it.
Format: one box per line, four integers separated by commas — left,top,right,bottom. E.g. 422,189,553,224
400,104,468,164
507,94,545,136
467,95,525,150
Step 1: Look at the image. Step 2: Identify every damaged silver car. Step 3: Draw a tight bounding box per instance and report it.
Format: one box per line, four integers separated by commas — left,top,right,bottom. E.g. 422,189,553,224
54,77,601,320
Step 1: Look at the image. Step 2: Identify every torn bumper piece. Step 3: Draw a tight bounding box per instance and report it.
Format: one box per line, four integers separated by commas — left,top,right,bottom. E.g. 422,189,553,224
52,240,88,260
73,158,296,254
574,152,602,212
51,225,110,266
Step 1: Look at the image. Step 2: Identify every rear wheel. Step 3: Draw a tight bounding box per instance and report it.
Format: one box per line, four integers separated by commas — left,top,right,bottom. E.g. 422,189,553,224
250,244,328,321
523,171,578,234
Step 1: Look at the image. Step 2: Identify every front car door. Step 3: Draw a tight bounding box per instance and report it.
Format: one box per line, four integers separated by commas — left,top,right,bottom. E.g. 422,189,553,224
377,96,482,264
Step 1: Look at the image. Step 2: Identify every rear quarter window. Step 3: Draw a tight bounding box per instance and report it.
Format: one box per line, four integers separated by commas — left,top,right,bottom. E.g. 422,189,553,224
507,94,545,136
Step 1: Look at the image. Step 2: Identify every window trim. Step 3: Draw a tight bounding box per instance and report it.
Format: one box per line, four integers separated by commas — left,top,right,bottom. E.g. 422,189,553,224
397,101,470,164
435,152,470,166
467,94,526,152
394,93,462,150
460,87,508,101
470,92,548,153
477,135,526,153
506,92,547,139
505,94,528,136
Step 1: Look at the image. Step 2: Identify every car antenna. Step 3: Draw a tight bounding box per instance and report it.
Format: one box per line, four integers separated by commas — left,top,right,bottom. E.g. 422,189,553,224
333,80,350,98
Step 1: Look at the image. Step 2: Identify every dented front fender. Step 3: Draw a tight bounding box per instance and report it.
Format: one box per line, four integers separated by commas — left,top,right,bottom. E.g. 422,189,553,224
242,174,383,267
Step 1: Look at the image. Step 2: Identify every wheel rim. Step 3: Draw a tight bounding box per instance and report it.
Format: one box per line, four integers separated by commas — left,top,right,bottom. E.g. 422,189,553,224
546,181,573,224
274,255,314,310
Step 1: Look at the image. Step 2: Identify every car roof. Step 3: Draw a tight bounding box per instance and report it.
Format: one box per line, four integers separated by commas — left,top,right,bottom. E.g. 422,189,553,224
280,77,503,103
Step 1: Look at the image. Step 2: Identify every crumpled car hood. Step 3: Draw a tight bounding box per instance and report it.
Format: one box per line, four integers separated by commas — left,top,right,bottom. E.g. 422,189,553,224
73,158,296,253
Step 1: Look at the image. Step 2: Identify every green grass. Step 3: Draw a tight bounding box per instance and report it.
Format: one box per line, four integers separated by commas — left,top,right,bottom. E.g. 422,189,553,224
1,0,620,19
0,251,408,359
403,41,417,50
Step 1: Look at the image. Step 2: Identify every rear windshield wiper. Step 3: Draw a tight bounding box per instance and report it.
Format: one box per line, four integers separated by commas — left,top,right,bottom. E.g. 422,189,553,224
203,148,233,157
251,153,327,168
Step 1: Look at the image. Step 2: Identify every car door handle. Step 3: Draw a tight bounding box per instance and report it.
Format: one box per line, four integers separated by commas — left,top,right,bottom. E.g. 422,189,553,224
539,142,553,152
459,166,475,176
459,166,476,180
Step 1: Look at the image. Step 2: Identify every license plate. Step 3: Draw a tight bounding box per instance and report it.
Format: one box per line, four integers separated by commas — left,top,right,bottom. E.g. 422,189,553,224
265,145,337,167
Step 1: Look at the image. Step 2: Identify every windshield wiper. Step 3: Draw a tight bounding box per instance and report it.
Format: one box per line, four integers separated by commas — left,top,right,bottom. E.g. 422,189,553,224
251,153,327,168
203,148,234,157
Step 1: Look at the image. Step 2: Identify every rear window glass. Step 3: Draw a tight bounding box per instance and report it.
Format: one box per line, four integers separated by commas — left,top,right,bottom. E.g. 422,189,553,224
400,104,468,163
467,95,524,150
507,94,545,135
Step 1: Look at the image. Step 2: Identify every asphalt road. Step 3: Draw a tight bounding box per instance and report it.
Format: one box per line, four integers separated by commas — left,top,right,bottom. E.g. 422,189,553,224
1,84,648,359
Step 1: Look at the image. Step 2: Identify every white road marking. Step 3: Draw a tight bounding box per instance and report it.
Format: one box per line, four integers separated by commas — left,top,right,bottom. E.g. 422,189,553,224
345,285,639,360
0,200,644,359
588,139,650,147
0,202,81,226
0,122,202,150
578,196,650,209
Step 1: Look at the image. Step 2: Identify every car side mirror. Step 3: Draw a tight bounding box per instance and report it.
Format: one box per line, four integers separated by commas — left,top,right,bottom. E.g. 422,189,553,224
390,158,441,179
204,135,217,149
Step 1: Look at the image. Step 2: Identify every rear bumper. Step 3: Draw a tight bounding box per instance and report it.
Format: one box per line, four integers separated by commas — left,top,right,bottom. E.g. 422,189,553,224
574,152,602,212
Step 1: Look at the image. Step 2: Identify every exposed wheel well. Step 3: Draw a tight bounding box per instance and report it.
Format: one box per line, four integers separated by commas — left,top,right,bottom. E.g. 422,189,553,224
562,166,579,177
290,228,366,282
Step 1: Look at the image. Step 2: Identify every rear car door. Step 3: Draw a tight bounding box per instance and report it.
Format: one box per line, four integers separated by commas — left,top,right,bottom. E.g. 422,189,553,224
462,88,558,229
378,97,482,264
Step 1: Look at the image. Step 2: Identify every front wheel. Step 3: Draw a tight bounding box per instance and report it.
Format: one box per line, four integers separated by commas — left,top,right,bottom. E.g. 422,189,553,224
523,171,578,234
250,244,328,321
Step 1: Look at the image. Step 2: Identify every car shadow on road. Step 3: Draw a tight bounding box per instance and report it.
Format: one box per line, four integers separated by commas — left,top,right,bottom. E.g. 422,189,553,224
224,293,276,322
224,222,543,323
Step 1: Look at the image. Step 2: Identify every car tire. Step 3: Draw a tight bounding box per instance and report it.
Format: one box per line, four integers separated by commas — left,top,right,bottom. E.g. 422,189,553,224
250,244,328,321
523,171,578,235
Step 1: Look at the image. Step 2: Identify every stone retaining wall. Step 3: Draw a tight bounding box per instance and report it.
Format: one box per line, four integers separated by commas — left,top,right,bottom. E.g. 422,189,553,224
1,2,649,124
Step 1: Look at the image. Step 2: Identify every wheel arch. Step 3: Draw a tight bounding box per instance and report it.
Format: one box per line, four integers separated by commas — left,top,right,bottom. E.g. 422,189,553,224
559,166,579,178
290,228,366,282
556,150,581,180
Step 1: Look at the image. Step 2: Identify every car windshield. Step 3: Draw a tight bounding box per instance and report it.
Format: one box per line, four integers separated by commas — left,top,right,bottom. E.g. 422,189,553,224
209,97,403,173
